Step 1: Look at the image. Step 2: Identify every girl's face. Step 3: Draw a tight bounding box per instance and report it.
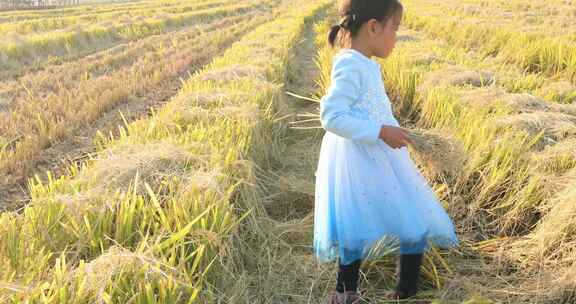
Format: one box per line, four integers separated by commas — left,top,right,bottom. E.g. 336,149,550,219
367,9,402,58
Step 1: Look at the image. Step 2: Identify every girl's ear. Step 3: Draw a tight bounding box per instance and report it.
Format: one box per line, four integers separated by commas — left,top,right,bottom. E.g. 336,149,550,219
366,18,381,36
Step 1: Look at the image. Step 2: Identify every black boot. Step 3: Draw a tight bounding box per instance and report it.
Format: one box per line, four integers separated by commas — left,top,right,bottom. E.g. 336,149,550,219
394,253,424,298
336,258,362,293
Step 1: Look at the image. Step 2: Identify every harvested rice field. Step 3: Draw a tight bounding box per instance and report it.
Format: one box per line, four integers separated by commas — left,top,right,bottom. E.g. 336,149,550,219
0,0,575,303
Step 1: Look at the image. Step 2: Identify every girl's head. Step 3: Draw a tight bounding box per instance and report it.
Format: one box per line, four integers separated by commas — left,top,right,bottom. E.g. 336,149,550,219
328,0,403,58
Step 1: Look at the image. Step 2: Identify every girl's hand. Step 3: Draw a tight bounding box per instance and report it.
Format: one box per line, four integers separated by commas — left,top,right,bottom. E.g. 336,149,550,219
378,125,415,149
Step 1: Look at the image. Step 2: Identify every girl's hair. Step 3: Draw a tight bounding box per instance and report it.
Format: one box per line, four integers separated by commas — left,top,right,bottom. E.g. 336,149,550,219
328,0,403,47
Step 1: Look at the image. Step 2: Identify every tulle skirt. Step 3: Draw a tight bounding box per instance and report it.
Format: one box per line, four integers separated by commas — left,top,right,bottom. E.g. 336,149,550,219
313,130,460,265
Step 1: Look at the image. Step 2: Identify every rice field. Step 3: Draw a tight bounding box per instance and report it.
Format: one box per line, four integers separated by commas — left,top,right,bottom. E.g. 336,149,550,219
0,0,575,303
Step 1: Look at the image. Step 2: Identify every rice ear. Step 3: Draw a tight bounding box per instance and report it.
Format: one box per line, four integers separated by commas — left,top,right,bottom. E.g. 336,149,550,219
405,127,467,184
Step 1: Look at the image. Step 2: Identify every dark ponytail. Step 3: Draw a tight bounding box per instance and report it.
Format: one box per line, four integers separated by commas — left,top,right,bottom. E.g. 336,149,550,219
327,0,403,48
328,24,342,47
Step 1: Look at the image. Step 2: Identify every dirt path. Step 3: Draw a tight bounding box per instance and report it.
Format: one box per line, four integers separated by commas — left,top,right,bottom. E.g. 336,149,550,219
234,11,351,303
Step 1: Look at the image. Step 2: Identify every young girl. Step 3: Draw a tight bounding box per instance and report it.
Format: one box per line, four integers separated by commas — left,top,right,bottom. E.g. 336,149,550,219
313,0,460,303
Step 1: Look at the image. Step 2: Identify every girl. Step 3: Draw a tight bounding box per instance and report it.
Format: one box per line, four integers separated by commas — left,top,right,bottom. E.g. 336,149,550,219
313,0,460,303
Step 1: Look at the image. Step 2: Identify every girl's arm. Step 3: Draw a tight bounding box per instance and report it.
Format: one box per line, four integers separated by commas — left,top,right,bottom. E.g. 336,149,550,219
320,55,382,144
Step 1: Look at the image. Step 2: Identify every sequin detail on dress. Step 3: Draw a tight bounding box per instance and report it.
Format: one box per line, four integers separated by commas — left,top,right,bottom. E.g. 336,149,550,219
351,87,395,125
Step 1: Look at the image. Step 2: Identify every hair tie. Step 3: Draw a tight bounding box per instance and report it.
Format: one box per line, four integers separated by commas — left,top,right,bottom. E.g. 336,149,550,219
338,12,358,30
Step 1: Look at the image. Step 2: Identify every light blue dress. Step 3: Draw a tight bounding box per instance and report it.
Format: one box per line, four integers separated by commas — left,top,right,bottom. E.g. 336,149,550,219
313,48,460,265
